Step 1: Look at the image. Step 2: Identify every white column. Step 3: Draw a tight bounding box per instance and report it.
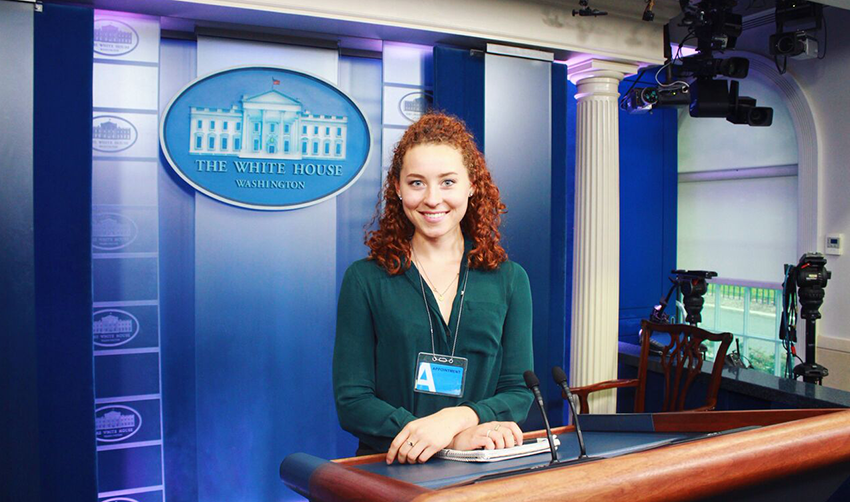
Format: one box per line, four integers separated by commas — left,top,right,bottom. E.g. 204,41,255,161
568,59,638,414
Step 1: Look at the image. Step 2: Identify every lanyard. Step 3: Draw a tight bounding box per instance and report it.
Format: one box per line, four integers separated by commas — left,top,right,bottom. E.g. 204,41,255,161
415,261,470,362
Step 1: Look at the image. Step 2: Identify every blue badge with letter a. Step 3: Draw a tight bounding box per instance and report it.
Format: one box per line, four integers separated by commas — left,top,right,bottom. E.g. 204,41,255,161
414,352,468,398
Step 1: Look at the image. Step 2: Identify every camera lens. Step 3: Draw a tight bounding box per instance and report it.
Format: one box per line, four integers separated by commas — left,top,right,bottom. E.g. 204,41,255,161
776,34,796,55
641,88,659,105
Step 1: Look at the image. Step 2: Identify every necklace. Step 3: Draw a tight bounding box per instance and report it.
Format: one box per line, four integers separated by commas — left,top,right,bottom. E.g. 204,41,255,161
412,247,460,302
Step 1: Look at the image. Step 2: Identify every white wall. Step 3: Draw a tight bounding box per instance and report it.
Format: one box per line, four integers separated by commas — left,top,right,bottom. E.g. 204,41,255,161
731,7,850,389
677,77,799,283
780,9,850,347
678,78,798,172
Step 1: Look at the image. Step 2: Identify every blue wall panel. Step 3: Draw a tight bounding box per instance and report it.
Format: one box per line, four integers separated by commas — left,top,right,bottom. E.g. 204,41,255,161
618,79,678,343
484,54,558,427
158,36,200,502
33,4,99,500
1,4,38,497
190,38,351,502
335,55,384,456
550,67,574,426
93,257,159,303
95,353,161,398
433,46,485,151
97,445,163,493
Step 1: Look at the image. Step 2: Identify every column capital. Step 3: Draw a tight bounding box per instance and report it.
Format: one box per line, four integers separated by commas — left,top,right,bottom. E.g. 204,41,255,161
568,58,640,85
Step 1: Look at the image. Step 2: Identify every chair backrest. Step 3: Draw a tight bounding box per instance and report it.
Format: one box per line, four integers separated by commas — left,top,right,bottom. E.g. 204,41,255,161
635,320,733,413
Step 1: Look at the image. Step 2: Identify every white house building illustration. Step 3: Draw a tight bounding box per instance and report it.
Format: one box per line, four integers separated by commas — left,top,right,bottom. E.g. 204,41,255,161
93,314,133,336
188,88,348,160
96,410,136,431
93,217,133,240
93,120,132,142
93,23,133,44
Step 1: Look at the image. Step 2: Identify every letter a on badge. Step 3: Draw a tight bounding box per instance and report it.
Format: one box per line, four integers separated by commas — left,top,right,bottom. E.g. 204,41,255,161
416,362,436,392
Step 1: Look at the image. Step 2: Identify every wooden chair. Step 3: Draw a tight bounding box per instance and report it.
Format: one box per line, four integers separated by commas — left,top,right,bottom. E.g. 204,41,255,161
569,320,734,414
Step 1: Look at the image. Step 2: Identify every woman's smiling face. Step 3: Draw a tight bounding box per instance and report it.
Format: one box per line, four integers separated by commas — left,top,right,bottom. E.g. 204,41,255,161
396,143,472,243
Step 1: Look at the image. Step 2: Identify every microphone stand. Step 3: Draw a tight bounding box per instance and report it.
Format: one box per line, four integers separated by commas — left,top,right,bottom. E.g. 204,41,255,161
462,369,598,486
552,366,588,459
523,370,559,465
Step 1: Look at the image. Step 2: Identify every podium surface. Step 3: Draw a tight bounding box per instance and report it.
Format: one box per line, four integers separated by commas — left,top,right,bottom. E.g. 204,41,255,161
280,409,850,501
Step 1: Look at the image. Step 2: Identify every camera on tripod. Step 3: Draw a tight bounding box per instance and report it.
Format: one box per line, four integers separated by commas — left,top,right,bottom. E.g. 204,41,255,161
674,270,717,325
781,253,831,384
649,269,717,325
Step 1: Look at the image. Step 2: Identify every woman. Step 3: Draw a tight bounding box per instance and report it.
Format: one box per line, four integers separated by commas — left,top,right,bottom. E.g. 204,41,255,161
333,113,533,464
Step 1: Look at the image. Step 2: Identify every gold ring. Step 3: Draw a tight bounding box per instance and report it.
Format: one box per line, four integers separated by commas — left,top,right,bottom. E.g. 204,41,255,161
407,440,415,448
493,424,501,431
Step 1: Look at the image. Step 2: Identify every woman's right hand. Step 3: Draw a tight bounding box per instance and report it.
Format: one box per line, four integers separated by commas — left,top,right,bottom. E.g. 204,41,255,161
449,421,524,451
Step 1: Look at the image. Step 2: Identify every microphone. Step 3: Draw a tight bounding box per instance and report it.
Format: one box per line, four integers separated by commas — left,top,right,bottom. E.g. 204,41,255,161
523,370,559,464
552,366,588,459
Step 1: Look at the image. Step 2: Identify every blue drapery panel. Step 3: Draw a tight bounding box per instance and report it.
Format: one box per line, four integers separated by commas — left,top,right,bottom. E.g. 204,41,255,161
618,78,678,344
433,46,485,152
34,3,98,499
551,67,574,425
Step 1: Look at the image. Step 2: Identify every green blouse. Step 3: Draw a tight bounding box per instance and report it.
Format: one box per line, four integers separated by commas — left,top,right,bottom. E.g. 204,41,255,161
333,244,534,452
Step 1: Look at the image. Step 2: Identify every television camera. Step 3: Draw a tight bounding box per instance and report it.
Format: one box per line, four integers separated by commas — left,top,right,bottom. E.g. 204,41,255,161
781,253,831,384
622,0,773,127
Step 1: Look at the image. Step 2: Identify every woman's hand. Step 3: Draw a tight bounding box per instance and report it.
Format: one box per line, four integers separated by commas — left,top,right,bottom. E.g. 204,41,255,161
449,421,524,451
386,406,478,464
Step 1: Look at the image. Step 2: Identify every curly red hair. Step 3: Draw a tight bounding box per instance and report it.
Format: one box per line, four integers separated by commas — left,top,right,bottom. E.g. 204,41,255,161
366,113,508,274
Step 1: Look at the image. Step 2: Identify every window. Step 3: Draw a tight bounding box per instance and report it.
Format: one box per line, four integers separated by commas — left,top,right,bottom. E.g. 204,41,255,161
223,122,228,131
325,127,330,135
268,144,276,154
236,122,242,131
234,138,241,151
337,127,342,136
210,120,215,130
208,135,215,150
195,135,203,149
302,125,307,134
698,282,784,377
284,124,290,133
254,122,260,132
324,141,330,155
301,140,308,154
197,120,202,129
314,126,318,135
335,142,342,156
221,136,228,150
270,123,276,133
312,140,319,154
253,139,260,151
284,140,290,153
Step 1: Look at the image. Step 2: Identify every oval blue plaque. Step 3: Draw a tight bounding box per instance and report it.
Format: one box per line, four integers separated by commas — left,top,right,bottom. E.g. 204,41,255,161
160,66,372,210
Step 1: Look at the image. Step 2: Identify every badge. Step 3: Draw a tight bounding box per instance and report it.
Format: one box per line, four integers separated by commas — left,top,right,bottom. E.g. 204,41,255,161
414,352,468,398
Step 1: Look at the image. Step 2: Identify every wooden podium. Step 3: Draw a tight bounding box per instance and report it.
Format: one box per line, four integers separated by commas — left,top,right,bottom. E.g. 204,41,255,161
280,409,850,501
